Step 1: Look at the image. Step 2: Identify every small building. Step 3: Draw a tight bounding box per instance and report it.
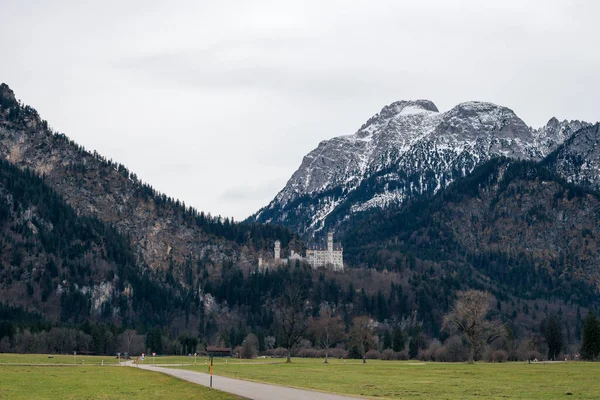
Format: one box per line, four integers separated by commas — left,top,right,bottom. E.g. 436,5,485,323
205,346,232,357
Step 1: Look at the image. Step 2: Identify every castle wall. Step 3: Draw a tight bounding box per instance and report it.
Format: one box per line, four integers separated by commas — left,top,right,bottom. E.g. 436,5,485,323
306,248,344,271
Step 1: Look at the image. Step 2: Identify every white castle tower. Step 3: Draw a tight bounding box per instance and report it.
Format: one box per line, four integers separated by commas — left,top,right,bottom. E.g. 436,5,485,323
274,240,281,261
327,231,333,264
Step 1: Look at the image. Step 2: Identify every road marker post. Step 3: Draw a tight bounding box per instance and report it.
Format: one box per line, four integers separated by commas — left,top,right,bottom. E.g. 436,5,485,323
209,355,214,389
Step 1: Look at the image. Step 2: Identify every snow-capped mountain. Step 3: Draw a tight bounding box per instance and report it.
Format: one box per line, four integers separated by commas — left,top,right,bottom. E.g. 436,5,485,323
252,100,590,236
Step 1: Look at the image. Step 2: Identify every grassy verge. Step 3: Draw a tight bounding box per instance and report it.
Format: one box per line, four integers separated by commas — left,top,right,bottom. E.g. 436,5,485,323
144,355,282,365
0,365,242,400
0,353,119,365
171,358,600,399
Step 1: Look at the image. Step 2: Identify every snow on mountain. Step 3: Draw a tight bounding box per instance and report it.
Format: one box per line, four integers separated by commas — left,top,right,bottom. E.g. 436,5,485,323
252,99,591,237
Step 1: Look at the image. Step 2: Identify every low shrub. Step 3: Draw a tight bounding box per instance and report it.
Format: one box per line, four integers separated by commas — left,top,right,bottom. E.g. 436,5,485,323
329,348,348,359
366,349,380,359
492,350,508,363
381,349,395,360
296,348,318,358
266,347,288,358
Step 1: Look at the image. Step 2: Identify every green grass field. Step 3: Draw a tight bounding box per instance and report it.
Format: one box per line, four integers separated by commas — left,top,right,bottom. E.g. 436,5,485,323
0,365,241,400
174,358,600,399
146,355,281,365
4,354,599,399
0,353,119,365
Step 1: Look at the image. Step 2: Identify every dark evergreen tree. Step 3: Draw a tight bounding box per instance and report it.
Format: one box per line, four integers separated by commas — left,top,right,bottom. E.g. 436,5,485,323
408,336,419,359
581,312,600,360
383,330,392,350
145,328,163,354
392,327,405,352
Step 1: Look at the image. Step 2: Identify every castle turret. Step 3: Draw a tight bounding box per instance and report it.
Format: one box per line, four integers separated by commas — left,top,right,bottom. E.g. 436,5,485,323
327,231,334,266
274,240,281,260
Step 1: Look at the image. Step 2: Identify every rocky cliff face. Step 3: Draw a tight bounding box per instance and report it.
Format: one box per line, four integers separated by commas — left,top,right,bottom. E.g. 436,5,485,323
252,99,590,237
543,123,600,191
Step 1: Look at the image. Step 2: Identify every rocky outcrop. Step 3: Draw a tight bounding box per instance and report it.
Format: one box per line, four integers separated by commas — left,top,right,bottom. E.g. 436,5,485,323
543,124,600,191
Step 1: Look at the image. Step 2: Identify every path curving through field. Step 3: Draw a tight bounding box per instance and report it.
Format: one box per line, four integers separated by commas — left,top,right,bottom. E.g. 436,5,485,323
131,363,360,400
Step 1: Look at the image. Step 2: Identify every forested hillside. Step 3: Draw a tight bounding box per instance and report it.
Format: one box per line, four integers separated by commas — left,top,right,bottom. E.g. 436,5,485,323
0,157,198,322
340,159,600,330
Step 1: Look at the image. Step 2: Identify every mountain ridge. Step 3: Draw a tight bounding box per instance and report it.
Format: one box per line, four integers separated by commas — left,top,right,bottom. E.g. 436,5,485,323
252,98,592,237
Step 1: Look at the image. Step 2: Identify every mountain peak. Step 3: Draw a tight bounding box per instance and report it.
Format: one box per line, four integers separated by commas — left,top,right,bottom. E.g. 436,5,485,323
357,99,439,136
381,99,439,117
0,83,18,110
546,116,560,127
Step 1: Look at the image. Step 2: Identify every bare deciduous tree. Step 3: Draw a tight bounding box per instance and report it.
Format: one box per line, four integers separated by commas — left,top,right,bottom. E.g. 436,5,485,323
126,329,136,354
274,286,309,363
348,316,376,364
117,329,145,356
309,305,346,363
240,333,259,359
443,290,505,363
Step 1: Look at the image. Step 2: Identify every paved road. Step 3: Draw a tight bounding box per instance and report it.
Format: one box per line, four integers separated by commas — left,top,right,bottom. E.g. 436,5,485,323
133,363,359,400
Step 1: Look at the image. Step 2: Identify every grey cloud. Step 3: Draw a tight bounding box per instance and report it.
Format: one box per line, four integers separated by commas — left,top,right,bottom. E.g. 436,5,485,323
2,0,600,220
218,180,284,203
115,49,385,98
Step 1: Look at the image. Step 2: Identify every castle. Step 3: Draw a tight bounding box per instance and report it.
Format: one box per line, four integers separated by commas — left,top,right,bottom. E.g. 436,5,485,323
258,232,344,272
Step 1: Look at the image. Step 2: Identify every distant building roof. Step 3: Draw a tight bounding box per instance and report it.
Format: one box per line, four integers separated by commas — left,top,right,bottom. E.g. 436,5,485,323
308,244,343,251
206,346,232,352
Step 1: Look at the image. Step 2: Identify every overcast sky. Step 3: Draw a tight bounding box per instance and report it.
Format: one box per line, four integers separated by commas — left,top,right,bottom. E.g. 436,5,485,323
1,1,599,220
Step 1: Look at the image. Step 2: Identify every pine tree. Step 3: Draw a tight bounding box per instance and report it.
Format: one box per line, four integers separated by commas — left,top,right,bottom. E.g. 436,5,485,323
392,327,405,352
408,336,419,359
383,330,392,350
581,311,600,360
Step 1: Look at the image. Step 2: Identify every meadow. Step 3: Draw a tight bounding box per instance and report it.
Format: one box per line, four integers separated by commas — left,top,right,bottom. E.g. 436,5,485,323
3,354,600,399
172,357,600,399
0,353,119,365
144,355,278,365
0,354,241,400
